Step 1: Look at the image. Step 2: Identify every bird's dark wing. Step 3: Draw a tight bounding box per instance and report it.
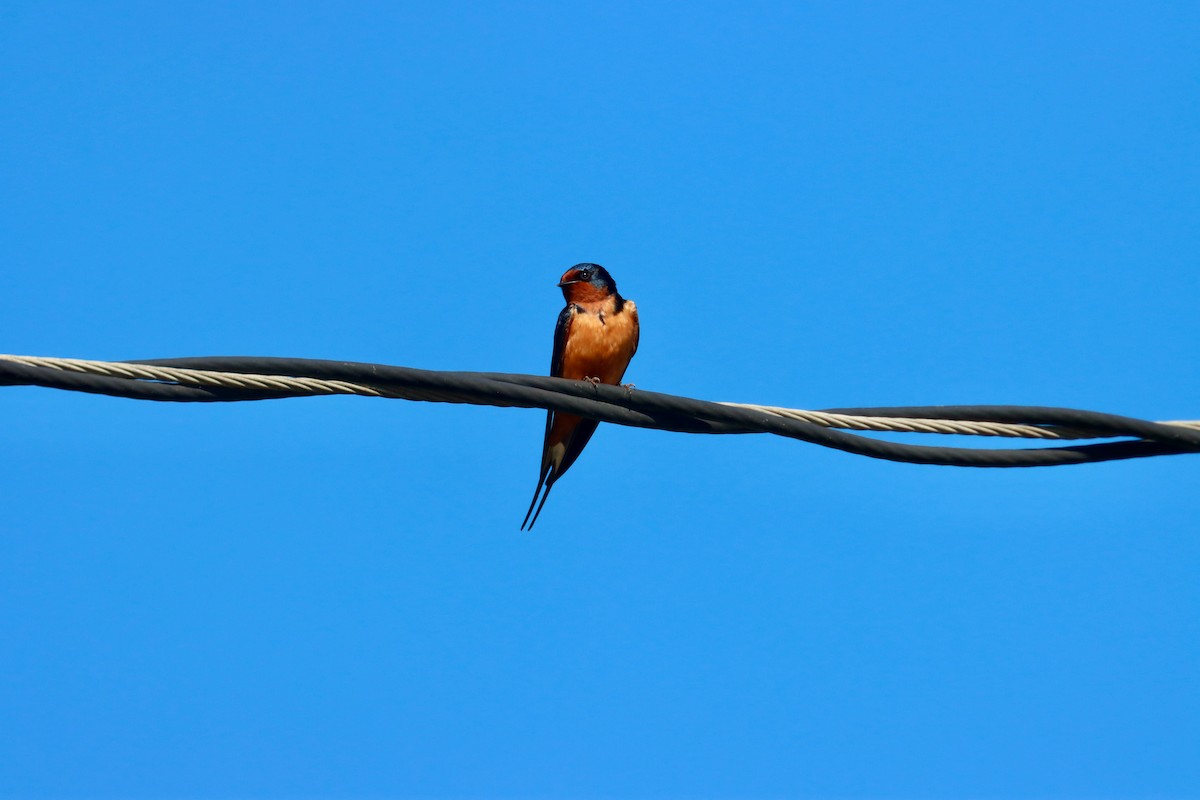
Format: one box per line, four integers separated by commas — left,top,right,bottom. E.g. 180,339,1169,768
546,302,596,479
521,304,576,531
549,303,575,377
542,303,575,441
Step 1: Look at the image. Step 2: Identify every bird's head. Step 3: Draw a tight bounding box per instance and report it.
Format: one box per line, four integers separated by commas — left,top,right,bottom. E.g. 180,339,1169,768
557,263,617,304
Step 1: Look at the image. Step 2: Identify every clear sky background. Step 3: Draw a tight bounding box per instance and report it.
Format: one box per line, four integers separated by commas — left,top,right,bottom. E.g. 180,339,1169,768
2,2,1198,798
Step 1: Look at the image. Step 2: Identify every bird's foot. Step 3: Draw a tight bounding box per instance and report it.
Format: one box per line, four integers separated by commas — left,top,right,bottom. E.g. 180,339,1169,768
621,383,636,397
583,376,601,387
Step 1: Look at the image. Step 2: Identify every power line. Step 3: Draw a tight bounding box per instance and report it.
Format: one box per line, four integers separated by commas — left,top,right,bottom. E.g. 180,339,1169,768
2,353,1198,467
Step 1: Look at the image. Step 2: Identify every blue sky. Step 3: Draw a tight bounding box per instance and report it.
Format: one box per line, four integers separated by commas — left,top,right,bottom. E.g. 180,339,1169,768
2,2,1198,797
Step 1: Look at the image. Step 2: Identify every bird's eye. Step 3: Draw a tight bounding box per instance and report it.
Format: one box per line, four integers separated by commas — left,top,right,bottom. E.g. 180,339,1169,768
578,270,592,281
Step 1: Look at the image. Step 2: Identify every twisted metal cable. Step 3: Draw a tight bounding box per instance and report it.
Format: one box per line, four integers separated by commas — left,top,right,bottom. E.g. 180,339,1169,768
2,353,1199,467
6,354,1196,440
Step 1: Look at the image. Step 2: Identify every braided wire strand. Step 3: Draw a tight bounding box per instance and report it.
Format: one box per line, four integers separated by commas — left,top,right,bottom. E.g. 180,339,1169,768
5,354,1196,441
3,354,1199,468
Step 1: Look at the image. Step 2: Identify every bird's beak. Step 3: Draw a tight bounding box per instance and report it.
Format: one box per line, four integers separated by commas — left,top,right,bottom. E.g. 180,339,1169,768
557,279,580,287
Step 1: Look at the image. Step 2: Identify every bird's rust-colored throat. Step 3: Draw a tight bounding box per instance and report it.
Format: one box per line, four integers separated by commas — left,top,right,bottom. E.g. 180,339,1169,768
561,282,610,304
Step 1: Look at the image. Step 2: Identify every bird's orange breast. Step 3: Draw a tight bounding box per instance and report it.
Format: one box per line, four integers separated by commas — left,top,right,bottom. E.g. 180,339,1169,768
560,299,639,385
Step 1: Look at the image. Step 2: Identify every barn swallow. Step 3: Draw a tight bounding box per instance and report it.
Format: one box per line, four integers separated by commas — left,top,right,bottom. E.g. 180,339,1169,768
521,263,640,530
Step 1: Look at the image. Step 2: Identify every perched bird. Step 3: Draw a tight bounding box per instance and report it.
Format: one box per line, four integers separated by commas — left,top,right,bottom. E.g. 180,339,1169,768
521,263,640,530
